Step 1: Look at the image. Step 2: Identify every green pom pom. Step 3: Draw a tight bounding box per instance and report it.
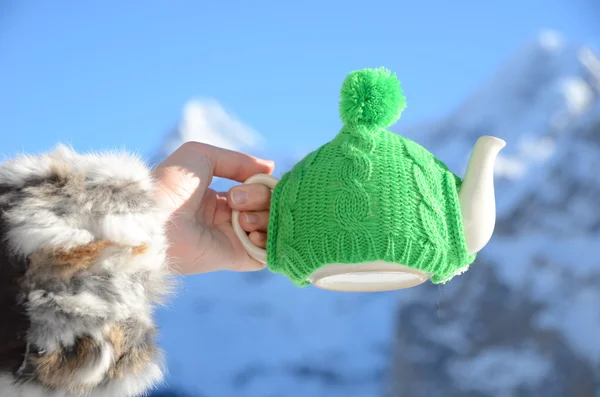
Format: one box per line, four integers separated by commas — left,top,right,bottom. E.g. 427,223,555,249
339,67,406,129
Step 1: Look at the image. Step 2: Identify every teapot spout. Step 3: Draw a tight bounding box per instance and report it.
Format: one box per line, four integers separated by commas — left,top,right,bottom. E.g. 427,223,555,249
458,136,506,255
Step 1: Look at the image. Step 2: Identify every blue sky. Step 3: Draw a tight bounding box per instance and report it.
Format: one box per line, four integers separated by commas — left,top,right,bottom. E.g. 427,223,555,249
0,0,596,161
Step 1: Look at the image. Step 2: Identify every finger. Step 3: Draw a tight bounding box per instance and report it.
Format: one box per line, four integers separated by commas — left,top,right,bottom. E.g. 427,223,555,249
227,184,272,211
249,231,267,249
209,191,232,225
239,210,270,232
219,224,267,272
180,142,275,182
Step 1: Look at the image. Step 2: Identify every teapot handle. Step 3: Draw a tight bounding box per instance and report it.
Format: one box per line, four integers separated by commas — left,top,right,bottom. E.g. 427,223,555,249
231,173,280,264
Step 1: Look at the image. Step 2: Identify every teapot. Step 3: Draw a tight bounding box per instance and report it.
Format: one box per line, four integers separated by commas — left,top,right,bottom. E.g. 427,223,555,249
232,68,506,292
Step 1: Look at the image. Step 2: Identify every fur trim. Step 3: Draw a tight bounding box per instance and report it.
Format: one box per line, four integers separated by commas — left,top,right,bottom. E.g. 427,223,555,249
0,145,175,397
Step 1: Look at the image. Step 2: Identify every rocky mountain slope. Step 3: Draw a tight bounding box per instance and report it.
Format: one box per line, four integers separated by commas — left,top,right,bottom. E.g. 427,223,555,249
387,31,600,397
151,31,600,397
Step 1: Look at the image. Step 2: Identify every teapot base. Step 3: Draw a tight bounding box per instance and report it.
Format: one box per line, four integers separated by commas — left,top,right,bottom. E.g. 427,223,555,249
306,261,429,292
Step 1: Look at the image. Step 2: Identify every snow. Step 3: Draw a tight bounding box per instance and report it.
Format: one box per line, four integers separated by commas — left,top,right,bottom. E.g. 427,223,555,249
466,69,600,372
447,347,551,394
484,231,600,366
156,271,417,396
404,31,597,200
535,288,600,363
579,47,600,90
560,76,594,114
164,99,265,155
538,29,564,51
391,31,600,396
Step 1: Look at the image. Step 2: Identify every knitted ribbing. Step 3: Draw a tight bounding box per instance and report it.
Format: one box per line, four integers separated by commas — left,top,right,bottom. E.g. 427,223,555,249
266,68,476,286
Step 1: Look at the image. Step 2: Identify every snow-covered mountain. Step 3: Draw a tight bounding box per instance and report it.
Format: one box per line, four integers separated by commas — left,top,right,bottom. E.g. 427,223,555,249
151,30,600,397
150,98,307,189
387,31,600,397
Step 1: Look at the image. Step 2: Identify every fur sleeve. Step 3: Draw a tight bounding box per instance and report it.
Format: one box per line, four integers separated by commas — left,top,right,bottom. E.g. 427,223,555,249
0,145,176,397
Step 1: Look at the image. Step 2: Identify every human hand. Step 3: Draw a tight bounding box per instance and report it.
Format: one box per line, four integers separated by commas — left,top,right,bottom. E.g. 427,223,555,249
152,142,274,275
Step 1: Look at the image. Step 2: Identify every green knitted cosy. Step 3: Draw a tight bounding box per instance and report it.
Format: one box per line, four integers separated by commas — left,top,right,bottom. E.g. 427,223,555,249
266,67,476,286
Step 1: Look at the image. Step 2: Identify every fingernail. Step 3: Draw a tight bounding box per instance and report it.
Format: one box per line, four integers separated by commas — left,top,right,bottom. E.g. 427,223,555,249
244,213,259,224
231,190,248,205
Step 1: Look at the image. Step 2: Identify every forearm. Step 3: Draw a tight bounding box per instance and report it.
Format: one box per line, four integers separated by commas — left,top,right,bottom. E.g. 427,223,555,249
0,145,176,397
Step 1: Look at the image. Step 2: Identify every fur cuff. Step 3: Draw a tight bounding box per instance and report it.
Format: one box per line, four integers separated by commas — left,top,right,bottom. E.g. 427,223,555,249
0,145,175,397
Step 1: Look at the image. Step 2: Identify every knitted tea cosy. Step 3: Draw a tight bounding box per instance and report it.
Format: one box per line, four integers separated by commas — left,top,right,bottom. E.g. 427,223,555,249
266,68,476,286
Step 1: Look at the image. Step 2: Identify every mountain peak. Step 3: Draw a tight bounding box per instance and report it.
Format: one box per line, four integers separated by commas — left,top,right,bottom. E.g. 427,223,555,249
397,32,598,185
151,98,265,165
454,30,596,141
534,29,565,52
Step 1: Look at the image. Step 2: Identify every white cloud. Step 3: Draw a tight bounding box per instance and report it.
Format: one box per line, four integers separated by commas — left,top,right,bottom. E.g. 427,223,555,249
162,98,265,156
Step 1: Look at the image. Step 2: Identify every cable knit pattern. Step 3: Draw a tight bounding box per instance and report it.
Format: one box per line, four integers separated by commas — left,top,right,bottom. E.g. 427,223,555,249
333,125,376,258
0,145,175,397
266,68,476,286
